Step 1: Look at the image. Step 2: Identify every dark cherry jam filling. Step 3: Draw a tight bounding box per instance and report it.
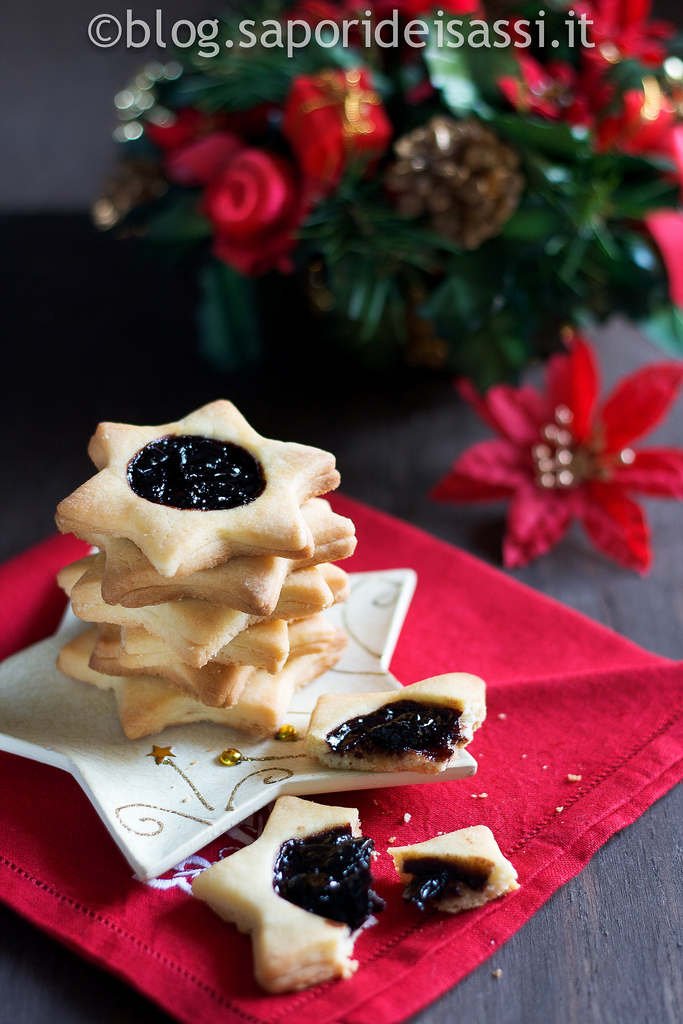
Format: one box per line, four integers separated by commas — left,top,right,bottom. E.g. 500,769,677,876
273,825,385,931
127,435,265,511
401,855,492,912
325,700,463,761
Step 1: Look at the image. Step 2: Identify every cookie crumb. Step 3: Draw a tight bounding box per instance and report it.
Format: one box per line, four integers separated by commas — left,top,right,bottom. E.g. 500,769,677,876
521,754,527,759
182,797,189,804
388,836,396,844
497,712,507,720
403,812,412,823
555,806,564,814
190,761,197,766
479,793,488,799
492,968,503,979
567,773,582,782
542,765,548,770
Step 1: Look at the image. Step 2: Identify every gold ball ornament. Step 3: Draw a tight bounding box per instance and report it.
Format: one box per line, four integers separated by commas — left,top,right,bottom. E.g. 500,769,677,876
385,116,525,250
219,748,243,767
274,724,299,742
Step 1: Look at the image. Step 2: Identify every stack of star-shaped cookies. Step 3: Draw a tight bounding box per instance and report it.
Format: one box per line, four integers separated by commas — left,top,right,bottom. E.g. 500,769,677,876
54,402,355,739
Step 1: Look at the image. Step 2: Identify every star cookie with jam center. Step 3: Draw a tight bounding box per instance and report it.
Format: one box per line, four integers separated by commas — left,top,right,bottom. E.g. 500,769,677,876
192,795,383,992
56,401,340,577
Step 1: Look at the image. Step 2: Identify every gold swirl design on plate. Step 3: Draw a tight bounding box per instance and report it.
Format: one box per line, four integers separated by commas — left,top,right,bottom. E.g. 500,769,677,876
225,767,296,812
162,758,214,810
340,577,401,659
115,804,213,836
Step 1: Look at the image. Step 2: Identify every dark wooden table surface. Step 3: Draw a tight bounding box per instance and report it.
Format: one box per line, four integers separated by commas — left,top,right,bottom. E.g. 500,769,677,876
0,215,681,1024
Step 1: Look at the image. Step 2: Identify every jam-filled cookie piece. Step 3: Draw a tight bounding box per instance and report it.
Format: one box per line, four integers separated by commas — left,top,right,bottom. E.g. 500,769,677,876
56,401,340,577
192,795,384,993
305,674,486,774
390,826,519,914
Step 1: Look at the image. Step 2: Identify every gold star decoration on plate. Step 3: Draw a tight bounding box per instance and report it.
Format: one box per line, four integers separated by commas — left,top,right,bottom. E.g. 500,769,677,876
147,745,175,765
56,401,340,577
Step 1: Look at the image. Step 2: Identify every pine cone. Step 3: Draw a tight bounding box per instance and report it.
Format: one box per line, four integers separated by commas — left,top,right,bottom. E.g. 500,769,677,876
92,158,168,230
385,116,524,250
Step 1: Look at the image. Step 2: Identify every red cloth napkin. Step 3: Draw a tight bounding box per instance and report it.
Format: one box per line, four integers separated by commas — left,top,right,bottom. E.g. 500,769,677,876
1,496,682,1024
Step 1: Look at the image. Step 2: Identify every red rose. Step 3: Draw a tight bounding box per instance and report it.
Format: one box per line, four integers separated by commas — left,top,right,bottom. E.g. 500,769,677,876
145,108,229,152
165,132,243,186
203,149,305,277
283,69,393,192
145,106,273,155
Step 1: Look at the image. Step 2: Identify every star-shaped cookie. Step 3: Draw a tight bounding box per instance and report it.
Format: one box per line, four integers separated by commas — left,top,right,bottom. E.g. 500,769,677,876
89,623,257,707
192,795,382,992
59,555,348,670
97,498,356,613
56,402,341,577
58,627,347,738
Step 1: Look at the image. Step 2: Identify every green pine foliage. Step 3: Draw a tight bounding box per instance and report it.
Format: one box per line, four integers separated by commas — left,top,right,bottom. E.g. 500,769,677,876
101,0,683,386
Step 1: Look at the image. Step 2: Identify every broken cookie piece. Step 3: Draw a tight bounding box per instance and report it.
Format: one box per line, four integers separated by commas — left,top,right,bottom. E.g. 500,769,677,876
390,826,519,914
192,795,383,993
305,674,486,774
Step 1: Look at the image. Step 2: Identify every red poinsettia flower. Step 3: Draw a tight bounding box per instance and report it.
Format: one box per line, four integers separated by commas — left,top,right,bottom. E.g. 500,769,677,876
370,0,481,16
498,55,594,126
596,84,677,158
431,337,683,571
288,0,349,25
575,0,673,67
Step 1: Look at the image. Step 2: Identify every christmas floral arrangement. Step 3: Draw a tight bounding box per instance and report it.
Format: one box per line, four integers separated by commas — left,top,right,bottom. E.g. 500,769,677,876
96,0,683,386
